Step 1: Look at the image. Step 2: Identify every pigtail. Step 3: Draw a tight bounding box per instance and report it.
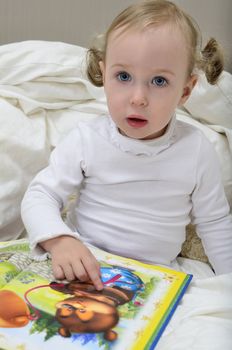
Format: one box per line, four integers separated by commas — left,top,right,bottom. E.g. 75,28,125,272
86,34,106,87
198,38,224,85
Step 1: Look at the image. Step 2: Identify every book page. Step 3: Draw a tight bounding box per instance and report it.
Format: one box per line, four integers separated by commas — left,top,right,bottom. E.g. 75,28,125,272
0,239,192,350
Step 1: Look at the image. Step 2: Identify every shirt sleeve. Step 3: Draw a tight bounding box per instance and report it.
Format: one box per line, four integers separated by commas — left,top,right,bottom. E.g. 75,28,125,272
21,127,86,258
191,134,232,275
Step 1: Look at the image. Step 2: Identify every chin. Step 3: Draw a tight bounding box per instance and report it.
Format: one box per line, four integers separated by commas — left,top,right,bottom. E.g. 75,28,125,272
119,129,143,140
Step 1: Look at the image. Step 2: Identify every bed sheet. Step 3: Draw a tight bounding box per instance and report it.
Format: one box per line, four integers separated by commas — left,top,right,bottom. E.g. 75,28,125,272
157,258,232,350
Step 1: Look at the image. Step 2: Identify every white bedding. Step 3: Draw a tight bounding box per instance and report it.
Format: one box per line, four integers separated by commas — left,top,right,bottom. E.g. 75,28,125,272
157,259,232,350
0,41,232,349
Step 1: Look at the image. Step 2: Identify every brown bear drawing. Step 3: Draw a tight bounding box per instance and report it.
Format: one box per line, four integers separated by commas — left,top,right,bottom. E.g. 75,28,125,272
51,280,137,341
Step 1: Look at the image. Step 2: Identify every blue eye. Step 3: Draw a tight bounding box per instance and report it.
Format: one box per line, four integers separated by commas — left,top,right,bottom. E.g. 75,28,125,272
152,76,168,87
117,72,131,82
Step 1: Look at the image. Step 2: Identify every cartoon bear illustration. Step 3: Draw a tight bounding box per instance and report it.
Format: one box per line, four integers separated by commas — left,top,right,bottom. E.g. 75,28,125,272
0,266,144,342
50,266,144,341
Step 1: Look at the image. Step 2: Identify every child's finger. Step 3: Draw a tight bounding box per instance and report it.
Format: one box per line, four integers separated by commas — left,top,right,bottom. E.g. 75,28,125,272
82,258,103,290
52,263,65,280
72,261,91,282
90,272,104,291
62,263,76,281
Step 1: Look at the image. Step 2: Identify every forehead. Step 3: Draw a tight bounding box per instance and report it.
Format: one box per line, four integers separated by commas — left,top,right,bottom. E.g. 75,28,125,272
105,24,189,71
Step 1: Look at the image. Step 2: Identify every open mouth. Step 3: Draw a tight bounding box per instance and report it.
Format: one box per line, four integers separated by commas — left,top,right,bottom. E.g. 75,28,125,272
126,116,148,128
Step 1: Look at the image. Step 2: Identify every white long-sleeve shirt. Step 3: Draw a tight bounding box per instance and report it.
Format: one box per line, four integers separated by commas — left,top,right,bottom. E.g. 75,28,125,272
21,115,232,274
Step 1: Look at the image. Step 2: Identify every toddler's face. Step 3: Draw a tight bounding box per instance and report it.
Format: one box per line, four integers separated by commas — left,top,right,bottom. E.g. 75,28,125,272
100,23,197,140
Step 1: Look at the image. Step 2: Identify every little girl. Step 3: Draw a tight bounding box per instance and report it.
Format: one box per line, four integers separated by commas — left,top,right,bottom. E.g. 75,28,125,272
21,0,232,290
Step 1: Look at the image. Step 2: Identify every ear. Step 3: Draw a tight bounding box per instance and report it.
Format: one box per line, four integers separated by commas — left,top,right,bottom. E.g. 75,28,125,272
178,74,198,106
99,61,105,84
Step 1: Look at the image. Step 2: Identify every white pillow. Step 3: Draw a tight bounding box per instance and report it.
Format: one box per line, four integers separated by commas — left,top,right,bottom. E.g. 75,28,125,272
184,71,232,129
0,41,106,240
0,40,86,84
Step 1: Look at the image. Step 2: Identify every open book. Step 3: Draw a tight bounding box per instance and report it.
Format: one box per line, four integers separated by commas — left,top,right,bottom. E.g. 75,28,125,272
0,239,192,350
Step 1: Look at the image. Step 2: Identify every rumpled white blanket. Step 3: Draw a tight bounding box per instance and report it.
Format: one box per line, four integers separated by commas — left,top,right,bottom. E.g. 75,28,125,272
0,41,231,350
157,259,232,350
0,41,107,239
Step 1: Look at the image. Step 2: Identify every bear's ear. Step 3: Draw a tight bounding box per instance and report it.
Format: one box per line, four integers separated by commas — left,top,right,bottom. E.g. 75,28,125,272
58,327,71,337
104,329,117,341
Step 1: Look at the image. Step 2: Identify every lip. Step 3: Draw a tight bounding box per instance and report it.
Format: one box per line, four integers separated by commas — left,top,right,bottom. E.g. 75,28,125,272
126,115,148,128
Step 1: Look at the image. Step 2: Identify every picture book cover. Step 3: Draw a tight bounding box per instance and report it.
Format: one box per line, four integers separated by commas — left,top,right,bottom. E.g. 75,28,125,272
0,239,192,350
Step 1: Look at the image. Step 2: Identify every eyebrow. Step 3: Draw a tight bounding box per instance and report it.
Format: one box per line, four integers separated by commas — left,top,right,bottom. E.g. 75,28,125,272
110,63,131,70
156,69,176,76
110,64,176,76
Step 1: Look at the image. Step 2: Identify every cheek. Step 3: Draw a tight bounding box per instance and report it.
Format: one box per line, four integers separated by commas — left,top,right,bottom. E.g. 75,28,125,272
162,88,183,109
105,96,118,118
151,91,178,109
106,89,125,110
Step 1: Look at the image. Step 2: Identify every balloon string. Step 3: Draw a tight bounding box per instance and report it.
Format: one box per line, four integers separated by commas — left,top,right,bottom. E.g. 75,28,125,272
24,283,65,320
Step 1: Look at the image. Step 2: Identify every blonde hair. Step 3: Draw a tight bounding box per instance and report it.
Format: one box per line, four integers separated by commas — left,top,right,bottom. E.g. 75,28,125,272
87,0,224,87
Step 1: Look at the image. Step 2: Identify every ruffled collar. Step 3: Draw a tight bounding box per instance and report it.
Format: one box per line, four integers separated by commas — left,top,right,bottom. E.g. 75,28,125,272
108,115,176,156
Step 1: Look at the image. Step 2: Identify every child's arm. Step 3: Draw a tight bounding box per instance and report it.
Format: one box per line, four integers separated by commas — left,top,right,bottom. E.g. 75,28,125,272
191,134,232,274
39,235,103,290
21,128,85,244
21,126,103,289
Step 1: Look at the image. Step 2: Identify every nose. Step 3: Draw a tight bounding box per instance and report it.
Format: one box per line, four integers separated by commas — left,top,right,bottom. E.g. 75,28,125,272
130,85,148,107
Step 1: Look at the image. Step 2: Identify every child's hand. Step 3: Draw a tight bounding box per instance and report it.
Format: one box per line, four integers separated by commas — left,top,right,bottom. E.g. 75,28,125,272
39,235,104,290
